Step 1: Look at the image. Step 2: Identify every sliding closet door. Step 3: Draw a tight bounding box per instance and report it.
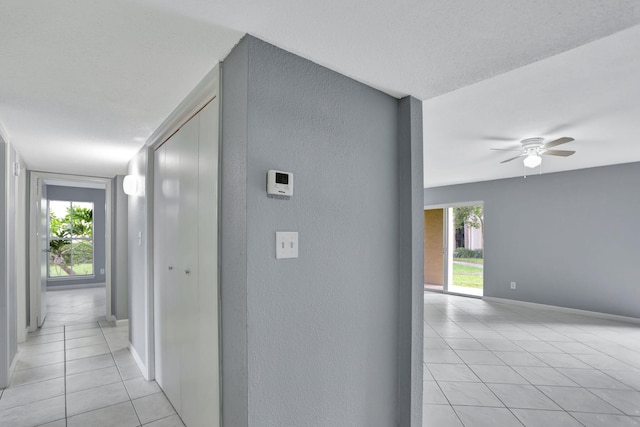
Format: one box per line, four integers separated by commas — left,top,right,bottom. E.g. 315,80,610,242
163,128,183,412
178,116,200,427
153,93,220,427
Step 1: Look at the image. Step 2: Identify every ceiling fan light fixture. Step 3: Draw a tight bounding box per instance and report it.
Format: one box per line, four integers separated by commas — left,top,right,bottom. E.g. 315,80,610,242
523,153,542,168
494,136,575,170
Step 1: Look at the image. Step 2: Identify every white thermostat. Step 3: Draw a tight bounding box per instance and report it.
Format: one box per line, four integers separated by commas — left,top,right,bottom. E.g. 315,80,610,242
267,170,293,196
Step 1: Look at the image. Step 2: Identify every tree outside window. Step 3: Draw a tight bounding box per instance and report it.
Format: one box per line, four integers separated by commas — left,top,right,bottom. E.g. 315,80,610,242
454,205,484,244
48,200,94,277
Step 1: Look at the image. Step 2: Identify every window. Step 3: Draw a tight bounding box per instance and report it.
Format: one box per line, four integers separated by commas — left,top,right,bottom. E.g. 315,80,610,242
48,200,94,277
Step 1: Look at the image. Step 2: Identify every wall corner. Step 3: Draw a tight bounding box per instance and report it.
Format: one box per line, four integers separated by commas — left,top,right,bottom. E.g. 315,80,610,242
397,96,424,427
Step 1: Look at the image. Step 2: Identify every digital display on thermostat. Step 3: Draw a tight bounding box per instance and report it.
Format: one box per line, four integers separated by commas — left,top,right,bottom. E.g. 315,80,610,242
275,172,289,185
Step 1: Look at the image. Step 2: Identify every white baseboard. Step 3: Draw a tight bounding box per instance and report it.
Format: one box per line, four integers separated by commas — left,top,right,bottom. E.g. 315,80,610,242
8,351,19,385
484,297,640,325
17,327,29,344
114,318,129,327
47,282,106,291
129,342,150,381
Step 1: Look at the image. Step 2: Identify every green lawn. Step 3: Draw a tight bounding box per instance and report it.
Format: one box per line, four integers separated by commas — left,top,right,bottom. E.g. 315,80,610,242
452,261,483,288
49,263,94,277
455,257,484,265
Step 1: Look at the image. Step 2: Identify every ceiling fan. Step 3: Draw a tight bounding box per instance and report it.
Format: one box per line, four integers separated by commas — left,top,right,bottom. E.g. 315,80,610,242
493,137,575,168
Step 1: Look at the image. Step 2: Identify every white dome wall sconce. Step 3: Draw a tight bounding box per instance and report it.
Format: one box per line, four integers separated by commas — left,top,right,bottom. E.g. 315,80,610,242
123,175,144,196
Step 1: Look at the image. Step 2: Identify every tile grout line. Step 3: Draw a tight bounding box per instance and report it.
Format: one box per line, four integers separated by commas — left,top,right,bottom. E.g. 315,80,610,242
424,363,467,426
64,321,108,424
532,381,631,421
64,324,68,426
98,320,144,426
446,341,529,425
424,294,640,426
432,306,559,424
530,382,610,424
8,290,124,424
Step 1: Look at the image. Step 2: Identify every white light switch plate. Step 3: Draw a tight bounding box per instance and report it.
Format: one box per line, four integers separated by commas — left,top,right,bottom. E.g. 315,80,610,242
276,232,298,259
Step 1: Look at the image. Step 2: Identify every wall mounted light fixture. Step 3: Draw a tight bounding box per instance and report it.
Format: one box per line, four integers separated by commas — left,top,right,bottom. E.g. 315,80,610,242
123,175,144,196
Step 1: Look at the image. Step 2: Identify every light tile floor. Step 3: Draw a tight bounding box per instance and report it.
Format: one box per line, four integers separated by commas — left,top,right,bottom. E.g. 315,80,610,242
0,288,184,427
424,284,483,298
423,292,640,426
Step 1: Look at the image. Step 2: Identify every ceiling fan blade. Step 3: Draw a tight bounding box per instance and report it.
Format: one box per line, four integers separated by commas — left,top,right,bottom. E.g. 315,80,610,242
543,137,574,149
542,149,576,157
500,155,523,163
490,148,522,151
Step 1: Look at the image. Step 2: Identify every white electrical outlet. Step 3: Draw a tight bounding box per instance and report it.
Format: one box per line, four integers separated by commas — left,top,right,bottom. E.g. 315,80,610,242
510,281,516,289
100,268,105,275
276,232,298,259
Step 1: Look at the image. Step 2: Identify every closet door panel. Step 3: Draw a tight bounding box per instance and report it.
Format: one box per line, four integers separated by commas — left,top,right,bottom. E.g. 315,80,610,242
163,129,183,413
153,89,221,427
153,145,166,389
178,116,201,427
196,97,220,426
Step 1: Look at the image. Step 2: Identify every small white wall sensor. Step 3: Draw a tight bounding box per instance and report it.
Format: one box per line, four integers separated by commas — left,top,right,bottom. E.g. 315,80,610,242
267,170,293,197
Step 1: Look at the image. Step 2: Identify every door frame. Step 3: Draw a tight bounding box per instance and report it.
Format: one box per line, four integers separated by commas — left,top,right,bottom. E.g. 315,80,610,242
424,201,484,297
28,171,113,330
137,65,221,426
423,207,448,292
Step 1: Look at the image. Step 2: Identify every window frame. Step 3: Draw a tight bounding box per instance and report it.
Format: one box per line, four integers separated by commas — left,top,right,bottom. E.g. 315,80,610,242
47,200,96,279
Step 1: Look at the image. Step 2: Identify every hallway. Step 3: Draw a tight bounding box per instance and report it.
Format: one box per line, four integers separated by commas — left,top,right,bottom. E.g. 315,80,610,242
0,288,184,427
43,287,107,328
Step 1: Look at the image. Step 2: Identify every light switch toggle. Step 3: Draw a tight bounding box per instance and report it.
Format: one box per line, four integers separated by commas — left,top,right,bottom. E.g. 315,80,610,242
276,232,298,259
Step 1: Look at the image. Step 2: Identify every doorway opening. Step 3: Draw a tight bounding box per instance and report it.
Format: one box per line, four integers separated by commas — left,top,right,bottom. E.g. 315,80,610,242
424,203,484,297
45,198,105,326
28,172,112,330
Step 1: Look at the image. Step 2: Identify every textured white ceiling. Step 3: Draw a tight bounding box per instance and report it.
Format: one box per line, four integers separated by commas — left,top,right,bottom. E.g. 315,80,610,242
0,0,242,176
423,25,640,187
1,0,639,178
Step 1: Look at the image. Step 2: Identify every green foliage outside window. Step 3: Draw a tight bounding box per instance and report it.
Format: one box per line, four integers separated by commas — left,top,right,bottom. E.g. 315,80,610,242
49,203,94,277
453,205,484,236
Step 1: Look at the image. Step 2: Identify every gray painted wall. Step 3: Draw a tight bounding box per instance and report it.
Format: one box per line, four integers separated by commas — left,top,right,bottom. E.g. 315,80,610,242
0,141,10,387
128,148,149,365
424,162,640,318
7,146,17,366
25,172,30,326
112,175,129,320
220,37,249,427
0,141,24,387
0,141,22,387
46,185,106,287
397,96,424,427
221,36,423,427
15,151,27,343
